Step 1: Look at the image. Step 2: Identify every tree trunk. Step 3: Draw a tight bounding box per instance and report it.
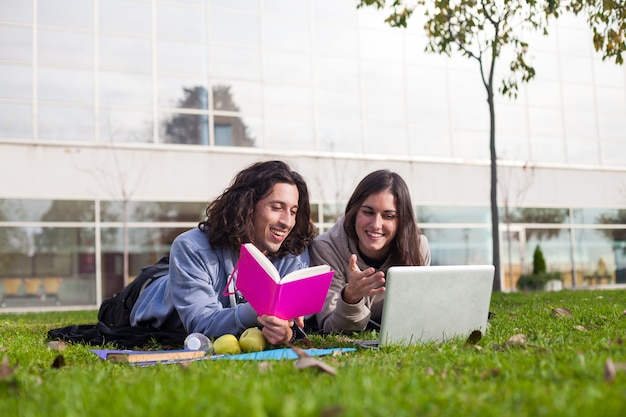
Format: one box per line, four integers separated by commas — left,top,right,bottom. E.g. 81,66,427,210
488,90,501,292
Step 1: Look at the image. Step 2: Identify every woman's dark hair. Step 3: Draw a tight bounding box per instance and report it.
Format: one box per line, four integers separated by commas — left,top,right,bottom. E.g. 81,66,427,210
343,169,426,266
199,160,316,257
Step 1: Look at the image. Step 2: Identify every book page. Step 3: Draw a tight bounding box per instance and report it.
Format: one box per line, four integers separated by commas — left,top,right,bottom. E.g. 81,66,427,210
243,243,280,282
280,265,331,284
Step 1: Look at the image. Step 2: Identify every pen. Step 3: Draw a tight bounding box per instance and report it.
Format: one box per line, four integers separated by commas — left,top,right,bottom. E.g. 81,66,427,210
292,324,312,348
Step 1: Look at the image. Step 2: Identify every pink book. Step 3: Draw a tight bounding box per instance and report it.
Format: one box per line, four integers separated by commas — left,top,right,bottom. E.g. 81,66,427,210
233,243,334,320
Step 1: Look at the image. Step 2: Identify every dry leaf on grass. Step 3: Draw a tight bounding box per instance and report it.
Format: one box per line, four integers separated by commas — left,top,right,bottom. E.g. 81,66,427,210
46,340,67,351
507,334,527,345
604,358,616,383
287,343,337,375
608,338,623,346
0,356,16,381
51,355,65,369
294,357,337,375
480,368,501,379
465,330,482,345
551,307,573,317
573,325,588,332
258,361,271,372
320,405,345,417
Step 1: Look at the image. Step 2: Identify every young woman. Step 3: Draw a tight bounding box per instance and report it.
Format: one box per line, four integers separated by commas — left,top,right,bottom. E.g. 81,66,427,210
309,169,431,333
129,160,316,345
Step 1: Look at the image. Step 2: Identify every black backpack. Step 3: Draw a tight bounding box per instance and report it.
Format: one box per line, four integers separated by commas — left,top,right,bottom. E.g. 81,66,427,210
97,256,170,327
48,256,189,349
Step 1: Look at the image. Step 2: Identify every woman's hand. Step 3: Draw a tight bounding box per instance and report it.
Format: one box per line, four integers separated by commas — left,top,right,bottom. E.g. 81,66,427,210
257,315,294,345
342,254,385,304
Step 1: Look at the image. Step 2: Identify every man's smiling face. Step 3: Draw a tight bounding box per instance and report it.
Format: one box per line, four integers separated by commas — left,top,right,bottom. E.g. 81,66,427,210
252,182,299,254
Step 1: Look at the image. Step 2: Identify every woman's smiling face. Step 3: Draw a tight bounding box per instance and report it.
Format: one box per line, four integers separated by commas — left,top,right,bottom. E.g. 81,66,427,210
252,182,299,254
354,189,398,261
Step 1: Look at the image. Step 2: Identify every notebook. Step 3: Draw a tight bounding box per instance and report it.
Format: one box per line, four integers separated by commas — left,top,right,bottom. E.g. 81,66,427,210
359,265,494,348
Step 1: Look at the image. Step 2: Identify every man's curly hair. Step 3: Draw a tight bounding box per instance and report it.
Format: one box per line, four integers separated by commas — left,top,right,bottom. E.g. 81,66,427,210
198,160,316,257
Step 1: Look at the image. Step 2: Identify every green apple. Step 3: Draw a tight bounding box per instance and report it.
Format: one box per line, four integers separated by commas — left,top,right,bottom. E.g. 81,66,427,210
213,334,242,355
238,327,266,352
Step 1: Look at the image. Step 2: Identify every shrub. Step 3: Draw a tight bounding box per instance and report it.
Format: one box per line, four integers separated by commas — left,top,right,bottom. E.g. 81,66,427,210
517,271,562,291
517,245,561,291
532,245,546,274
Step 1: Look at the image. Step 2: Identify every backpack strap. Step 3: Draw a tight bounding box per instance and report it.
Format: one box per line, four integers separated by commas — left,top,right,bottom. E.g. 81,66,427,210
223,263,239,308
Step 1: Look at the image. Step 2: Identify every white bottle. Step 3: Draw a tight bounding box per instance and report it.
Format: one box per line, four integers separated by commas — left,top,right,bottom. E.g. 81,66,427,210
184,333,213,354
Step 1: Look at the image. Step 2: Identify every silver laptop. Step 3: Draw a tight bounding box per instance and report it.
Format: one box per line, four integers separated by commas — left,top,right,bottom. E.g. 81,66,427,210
361,265,494,347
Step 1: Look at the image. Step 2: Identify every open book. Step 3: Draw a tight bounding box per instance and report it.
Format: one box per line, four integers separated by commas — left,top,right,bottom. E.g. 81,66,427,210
97,349,207,364
233,243,334,320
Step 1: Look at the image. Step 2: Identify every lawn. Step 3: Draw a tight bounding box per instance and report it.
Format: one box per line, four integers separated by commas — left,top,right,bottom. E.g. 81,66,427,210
1,289,625,417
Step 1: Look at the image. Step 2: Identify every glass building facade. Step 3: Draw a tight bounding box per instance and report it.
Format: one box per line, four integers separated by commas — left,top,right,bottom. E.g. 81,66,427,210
0,0,625,310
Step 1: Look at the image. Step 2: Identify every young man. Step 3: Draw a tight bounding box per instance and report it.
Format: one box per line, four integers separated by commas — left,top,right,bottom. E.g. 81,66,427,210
129,160,316,345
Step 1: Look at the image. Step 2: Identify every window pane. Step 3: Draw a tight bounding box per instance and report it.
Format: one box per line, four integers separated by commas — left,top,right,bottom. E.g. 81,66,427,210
264,51,311,85
156,3,206,41
314,57,359,90
314,25,358,58
525,229,573,285
506,207,570,225
573,208,626,225
316,120,362,153
0,199,95,222
38,68,93,103
0,0,32,23
0,25,32,61
409,126,452,158
100,108,153,143
263,0,308,17
566,138,600,165
101,201,205,222
574,228,625,286
101,227,186,296
39,29,93,67
160,112,209,145
530,135,567,164
359,29,404,62
313,0,357,24
100,71,152,106
264,85,311,118
210,10,259,46
265,118,314,151
157,41,207,76
0,103,31,138
315,90,361,120
421,228,492,266
159,78,209,109
263,15,309,52
362,93,405,124
209,45,261,80
99,0,152,36
210,0,258,11
364,125,408,155
601,140,626,167
214,115,256,147
321,204,345,223
417,206,491,224
38,106,94,141
38,0,93,29
99,36,151,72
0,226,96,307
211,81,262,114
0,64,32,100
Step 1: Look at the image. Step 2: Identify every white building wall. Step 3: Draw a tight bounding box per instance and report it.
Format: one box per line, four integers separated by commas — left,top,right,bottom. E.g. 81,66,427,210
2,142,625,210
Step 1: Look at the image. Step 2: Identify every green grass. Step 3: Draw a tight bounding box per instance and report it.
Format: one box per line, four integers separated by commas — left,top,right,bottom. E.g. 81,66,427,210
1,290,625,417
